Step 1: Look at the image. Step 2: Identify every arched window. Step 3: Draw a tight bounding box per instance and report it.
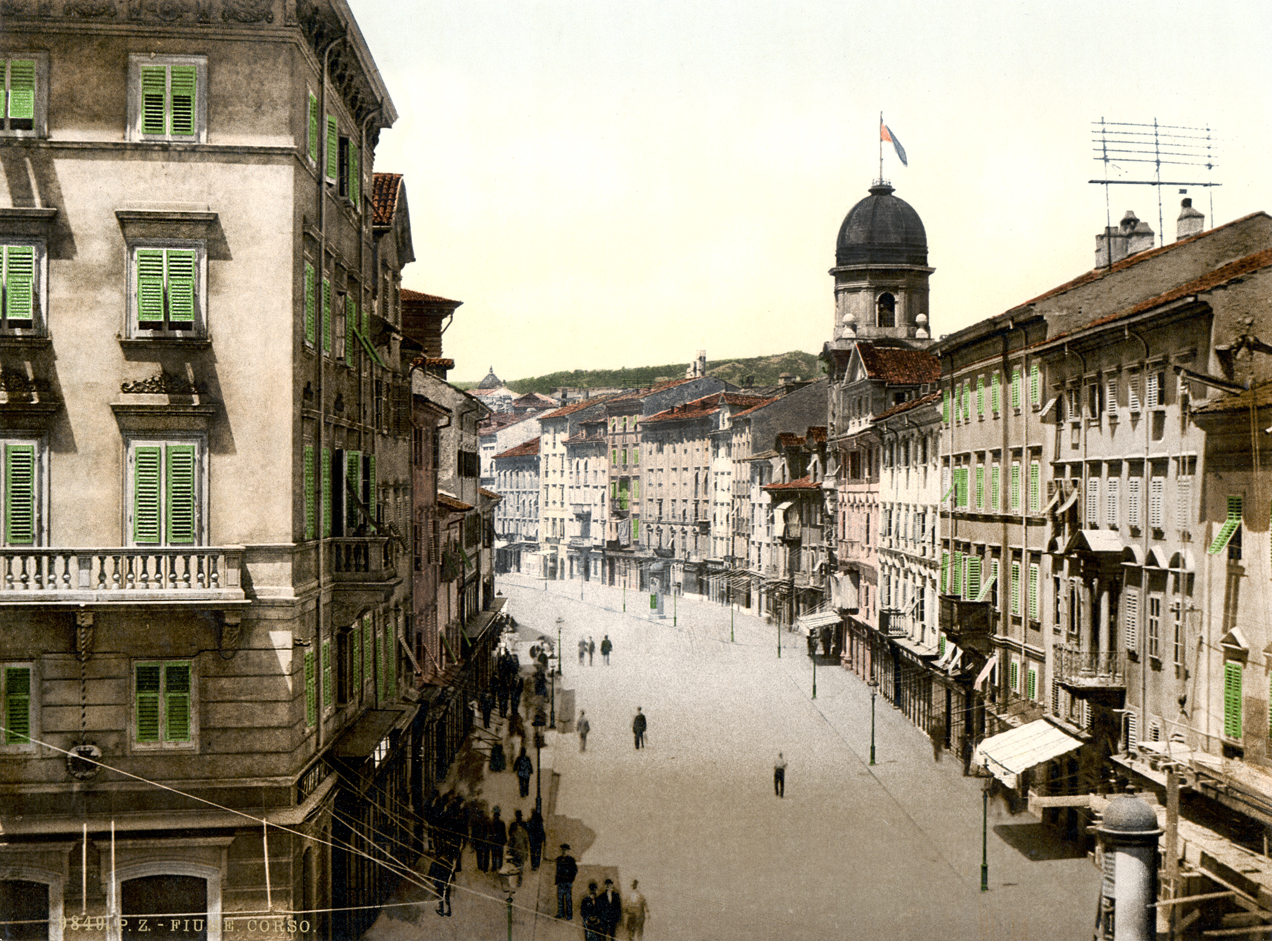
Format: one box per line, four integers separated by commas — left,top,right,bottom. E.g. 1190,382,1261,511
877,292,896,328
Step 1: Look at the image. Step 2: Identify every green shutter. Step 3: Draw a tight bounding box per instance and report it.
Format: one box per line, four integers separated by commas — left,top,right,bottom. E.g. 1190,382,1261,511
303,262,316,346
136,663,161,742
940,551,949,593
321,639,333,708
165,249,197,323
354,623,363,689
321,279,331,353
1011,562,1021,615
966,558,981,600
367,454,376,508
307,93,319,163
951,551,962,598
5,245,35,322
169,66,196,136
5,443,36,546
385,626,396,699
348,141,360,208
1009,660,1018,692
633,478,640,500
136,250,166,323
1224,660,1243,740
8,60,36,121
303,445,315,540
1029,363,1041,405
976,376,984,416
364,616,374,689
1029,461,1040,512
4,666,30,744
942,389,950,423
141,66,168,135
163,662,191,741
374,628,383,701
321,447,331,537
326,115,338,179
990,465,1000,510
1011,367,1022,409
304,650,316,727
346,450,361,532
165,444,197,545
1029,563,1040,620
975,466,984,510
344,295,355,366
1208,496,1243,555
133,446,162,545
991,373,1000,412
1026,667,1037,701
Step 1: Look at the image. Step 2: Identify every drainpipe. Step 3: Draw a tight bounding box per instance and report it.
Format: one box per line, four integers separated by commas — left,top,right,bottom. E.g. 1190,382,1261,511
1126,326,1154,749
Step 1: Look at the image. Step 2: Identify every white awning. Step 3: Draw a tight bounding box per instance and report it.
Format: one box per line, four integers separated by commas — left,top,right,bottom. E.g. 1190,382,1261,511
796,610,842,633
773,501,793,538
972,720,1083,790
973,657,996,690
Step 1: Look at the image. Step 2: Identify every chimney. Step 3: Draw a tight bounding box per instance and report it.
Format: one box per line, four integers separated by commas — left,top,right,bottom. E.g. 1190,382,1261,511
1095,210,1155,267
1176,198,1204,241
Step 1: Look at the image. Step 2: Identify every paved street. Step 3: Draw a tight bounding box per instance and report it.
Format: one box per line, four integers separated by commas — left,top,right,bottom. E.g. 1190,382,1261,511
500,574,1099,941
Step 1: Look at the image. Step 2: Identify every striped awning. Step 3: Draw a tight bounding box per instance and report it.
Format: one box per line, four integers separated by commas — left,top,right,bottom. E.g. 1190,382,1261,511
972,720,1083,790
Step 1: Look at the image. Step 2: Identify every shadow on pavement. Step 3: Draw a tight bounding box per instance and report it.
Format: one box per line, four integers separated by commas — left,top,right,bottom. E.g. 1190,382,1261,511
993,821,1088,861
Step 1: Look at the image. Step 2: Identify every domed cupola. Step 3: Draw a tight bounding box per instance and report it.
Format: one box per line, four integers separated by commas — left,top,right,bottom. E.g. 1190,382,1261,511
477,366,503,390
830,181,934,347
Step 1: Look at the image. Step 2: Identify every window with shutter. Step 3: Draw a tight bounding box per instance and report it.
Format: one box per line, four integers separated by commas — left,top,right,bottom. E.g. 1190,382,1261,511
1029,563,1040,620
131,57,204,141
303,262,316,347
374,628,384,702
951,551,963,598
991,373,1000,413
1010,461,1021,510
1011,367,1021,409
975,466,984,509
326,115,339,180
127,439,204,547
942,389,950,423
1124,587,1138,650
1029,363,1041,405
990,464,1000,511
940,551,949,593
321,638,333,709
130,245,203,336
963,382,971,421
2,243,39,330
304,650,316,727
344,295,356,366
321,278,331,354
1029,461,1040,513
1010,561,1021,615
966,557,981,600
1106,376,1118,416
1087,477,1100,526
3,665,32,746
1106,477,1119,527
303,445,316,540
1149,476,1165,529
1208,495,1243,555
4,442,38,546
1127,476,1142,528
1009,659,1019,692
3,56,45,134
1127,372,1141,412
363,615,374,690
321,447,331,538
1224,660,1243,740
348,141,360,208
135,660,193,747
1147,371,1161,408
1124,711,1138,748
1026,667,1037,701
976,376,984,416
1176,476,1192,529
307,92,319,163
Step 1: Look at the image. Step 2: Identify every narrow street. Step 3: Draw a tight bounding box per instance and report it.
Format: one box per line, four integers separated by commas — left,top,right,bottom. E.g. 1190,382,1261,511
502,573,1099,940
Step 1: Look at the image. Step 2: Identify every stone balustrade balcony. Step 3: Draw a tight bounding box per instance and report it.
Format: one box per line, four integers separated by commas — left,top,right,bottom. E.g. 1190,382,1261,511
0,546,245,604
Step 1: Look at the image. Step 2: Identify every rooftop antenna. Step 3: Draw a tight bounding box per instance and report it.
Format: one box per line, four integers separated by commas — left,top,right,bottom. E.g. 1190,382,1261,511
1090,118,1219,262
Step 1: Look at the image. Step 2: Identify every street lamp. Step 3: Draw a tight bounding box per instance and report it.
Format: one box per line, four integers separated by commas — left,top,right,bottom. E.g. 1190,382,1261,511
532,708,547,814
555,617,563,676
981,757,991,892
868,678,879,765
498,862,518,941
812,646,817,700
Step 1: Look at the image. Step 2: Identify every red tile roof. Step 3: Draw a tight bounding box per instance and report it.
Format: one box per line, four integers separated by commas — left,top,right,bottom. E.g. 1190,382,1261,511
438,493,474,512
643,392,773,424
542,396,617,420
371,173,403,225
874,390,943,421
604,377,700,406
730,397,781,419
762,475,819,492
495,436,541,460
479,487,503,501
1191,380,1272,416
856,344,941,384
402,288,463,307
807,426,827,444
777,432,805,449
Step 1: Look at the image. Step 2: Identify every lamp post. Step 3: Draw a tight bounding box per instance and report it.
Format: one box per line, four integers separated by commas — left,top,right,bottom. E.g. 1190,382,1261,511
868,678,879,765
498,863,517,941
555,617,563,677
981,757,991,891
730,601,735,643
533,708,546,813
812,647,817,700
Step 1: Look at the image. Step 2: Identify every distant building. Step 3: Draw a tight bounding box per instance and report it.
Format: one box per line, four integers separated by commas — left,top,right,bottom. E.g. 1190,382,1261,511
492,436,541,574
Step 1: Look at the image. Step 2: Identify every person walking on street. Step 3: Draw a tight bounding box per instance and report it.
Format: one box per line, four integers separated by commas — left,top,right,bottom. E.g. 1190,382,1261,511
489,806,507,871
774,752,787,797
428,854,455,917
929,715,946,763
471,803,491,872
600,634,613,665
578,710,591,752
480,688,494,729
526,807,546,870
508,810,531,885
581,881,604,941
555,844,578,920
588,636,596,665
632,707,647,749
622,879,648,940
579,637,587,664
600,878,622,940
514,746,534,797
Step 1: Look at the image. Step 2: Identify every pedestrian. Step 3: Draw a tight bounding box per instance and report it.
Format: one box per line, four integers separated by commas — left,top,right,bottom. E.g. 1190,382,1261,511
489,806,507,871
600,634,613,665
514,746,534,798
581,881,604,941
428,855,454,917
579,637,588,664
534,665,548,696
445,794,467,870
930,715,945,763
961,734,973,776
508,810,531,885
471,803,491,872
600,877,622,940
578,709,591,752
820,624,832,657
490,738,506,772
538,648,550,673
588,636,596,665
424,788,444,852
480,688,495,729
631,707,646,749
555,843,578,920
622,879,648,940
526,807,546,870
510,673,524,717
774,752,786,797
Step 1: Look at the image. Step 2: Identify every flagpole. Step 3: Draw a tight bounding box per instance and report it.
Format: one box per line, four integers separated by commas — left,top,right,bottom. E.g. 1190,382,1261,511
879,111,884,181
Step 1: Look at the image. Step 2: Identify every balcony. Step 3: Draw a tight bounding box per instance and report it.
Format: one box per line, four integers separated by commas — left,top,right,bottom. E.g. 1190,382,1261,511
1056,645,1126,699
939,595,992,649
330,537,402,625
0,546,245,604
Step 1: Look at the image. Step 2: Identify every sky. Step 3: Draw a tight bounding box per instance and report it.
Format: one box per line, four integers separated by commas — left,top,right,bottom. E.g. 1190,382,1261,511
350,0,1272,386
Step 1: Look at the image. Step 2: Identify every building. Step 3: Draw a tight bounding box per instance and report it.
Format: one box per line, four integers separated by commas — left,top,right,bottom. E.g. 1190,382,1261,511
0,4,418,937
759,427,831,632
491,436,541,574
537,397,612,581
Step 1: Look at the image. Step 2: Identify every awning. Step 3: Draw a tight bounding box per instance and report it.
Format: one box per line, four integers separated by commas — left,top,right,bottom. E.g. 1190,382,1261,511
797,610,842,633
773,502,793,539
974,657,996,690
972,719,1083,790
1057,487,1079,515
1065,529,1124,554
1039,396,1061,424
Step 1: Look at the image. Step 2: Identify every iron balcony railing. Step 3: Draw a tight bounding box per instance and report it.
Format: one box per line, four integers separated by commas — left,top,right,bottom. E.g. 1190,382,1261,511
1056,645,1126,690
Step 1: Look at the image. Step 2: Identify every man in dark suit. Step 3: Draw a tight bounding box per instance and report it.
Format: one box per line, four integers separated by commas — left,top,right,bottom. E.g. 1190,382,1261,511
599,877,622,940
580,881,604,941
632,707,647,749
555,844,578,920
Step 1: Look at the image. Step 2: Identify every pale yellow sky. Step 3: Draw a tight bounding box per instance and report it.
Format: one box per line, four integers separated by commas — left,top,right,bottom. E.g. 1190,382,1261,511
352,0,1272,385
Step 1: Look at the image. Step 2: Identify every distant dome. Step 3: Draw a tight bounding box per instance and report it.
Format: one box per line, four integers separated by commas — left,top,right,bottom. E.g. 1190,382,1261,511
477,366,503,390
836,182,928,267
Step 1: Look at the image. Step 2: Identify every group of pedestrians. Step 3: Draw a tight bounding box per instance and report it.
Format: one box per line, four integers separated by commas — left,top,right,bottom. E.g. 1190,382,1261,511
554,843,648,940
578,634,615,665
573,706,649,751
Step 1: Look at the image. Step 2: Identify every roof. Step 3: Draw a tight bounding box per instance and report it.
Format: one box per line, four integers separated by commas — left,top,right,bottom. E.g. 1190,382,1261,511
479,487,502,502
836,182,928,268
762,475,819,492
495,436,541,460
438,493,474,513
643,392,772,425
874,390,943,421
856,344,941,384
1192,380,1272,416
807,426,827,444
401,288,464,308
371,173,402,226
777,432,805,449
604,377,701,407
730,397,782,419
542,395,617,420
565,430,607,445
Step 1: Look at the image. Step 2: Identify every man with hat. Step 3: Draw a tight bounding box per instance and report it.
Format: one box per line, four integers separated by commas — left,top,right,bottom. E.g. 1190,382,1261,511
580,881,604,941
600,877,623,940
554,843,578,920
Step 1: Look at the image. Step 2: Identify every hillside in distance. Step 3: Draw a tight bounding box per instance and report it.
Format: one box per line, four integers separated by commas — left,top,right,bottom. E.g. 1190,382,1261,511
483,351,824,395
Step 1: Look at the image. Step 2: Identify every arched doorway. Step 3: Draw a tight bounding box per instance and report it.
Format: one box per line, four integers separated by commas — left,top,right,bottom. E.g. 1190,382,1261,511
121,874,208,940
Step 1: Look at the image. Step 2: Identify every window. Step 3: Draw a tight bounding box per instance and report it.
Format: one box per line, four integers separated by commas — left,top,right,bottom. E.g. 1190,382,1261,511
303,444,316,540
321,278,332,354
990,373,1000,413
1149,476,1165,530
338,136,361,208
966,557,981,600
1011,367,1022,409
134,661,193,747
303,261,316,348
126,438,204,546
1147,370,1165,409
326,114,339,181
1029,562,1040,621
1029,363,1041,406
129,56,205,142
1224,660,1242,740
321,638,333,710
1086,477,1099,527
975,465,984,510
1026,666,1037,701
0,241,43,334
1,55,46,135
1208,495,1242,556
1127,475,1142,529
1010,460,1020,511
1029,461,1040,513
940,550,949,593
304,649,317,727
942,389,950,423
1124,586,1139,650
1106,375,1118,417
307,92,319,163
129,244,205,337
1010,659,1019,693
951,550,963,597
2,664,33,749
1105,477,1119,527
1127,372,1141,413
321,447,332,538
1010,561,1021,615
1147,594,1161,660
1176,474,1193,529
990,463,1000,511
0,439,43,546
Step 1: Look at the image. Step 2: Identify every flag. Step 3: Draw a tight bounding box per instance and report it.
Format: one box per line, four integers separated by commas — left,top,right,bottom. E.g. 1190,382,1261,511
881,123,908,166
